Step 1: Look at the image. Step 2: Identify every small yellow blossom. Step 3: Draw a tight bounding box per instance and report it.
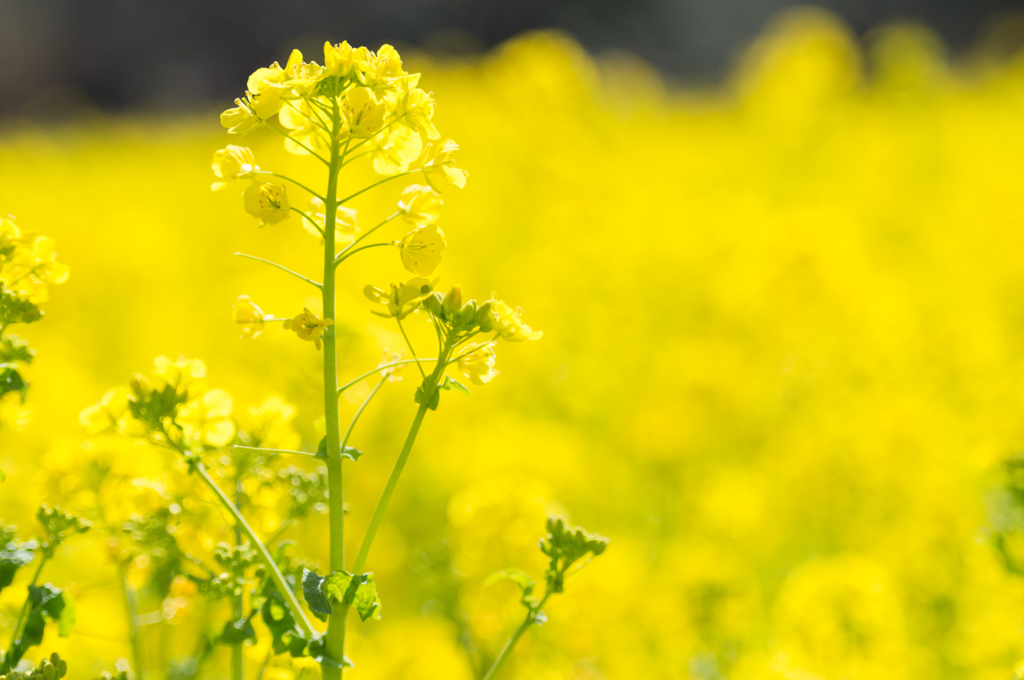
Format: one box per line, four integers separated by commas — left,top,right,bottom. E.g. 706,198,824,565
152,356,207,390
458,343,499,385
243,181,290,227
364,277,437,320
397,184,442,226
341,87,387,138
421,139,468,190
282,308,334,351
220,98,262,135
211,145,258,191
378,351,407,382
323,40,372,79
79,386,131,435
303,197,359,245
233,295,271,339
489,298,543,341
399,224,446,276
279,50,325,95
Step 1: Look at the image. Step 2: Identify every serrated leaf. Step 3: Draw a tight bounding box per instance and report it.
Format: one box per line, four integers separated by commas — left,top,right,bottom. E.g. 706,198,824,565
320,570,382,622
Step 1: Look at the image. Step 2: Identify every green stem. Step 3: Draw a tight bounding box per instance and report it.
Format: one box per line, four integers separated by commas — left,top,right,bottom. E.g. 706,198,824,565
336,171,415,206
481,594,551,680
322,96,348,680
397,318,427,379
335,213,400,262
337,359,438,396
265,124,329,166
232,478,244,680
193,463,314,639
235,252,322,289
341,379,385,451
333,242,392,269
119,564,144,679
291,207,327,238
233,445,324,460
351,355,449,575
3,556,47,666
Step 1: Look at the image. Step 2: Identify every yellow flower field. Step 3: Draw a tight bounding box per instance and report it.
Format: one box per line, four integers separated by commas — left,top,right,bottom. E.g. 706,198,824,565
4,8,1024,679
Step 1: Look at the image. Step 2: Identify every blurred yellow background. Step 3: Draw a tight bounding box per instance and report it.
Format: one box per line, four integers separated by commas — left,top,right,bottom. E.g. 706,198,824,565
4,8,1024,679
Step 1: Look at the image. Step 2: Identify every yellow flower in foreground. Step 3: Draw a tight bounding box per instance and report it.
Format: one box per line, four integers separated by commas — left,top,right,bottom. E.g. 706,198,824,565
364,277,437,320
342,87,387,138
399,224,446,276
244,182,290,227
282,308,334,351
397,184,442,226
323,40,372,79
372,126,423,176
303,197,359,245
458,343,499,385
211,145,258,191
233,295,271,339
489,298,543,341
421,139,468,190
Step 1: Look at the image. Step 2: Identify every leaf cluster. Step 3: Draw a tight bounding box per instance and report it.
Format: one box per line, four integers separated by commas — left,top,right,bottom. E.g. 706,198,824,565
302,568,382,623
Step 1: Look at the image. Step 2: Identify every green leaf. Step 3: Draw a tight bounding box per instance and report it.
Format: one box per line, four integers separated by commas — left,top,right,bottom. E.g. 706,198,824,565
218,615,257,645
319,570,382,622
260,590,307,657
0,288,43,328
301,569,331,622
57,590,76,637
315,438,361,461
0,467,6,483
0,366,27,400
0,336,34,365
0,537,37,594
414,384,440,410
446,376,471,396
6,585,66,668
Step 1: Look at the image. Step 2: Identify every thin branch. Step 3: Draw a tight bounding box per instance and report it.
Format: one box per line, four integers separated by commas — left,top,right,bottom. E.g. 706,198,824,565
235,252,322,289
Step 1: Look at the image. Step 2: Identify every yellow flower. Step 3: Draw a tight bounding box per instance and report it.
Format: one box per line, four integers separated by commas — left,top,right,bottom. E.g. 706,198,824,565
458,343,499,385
377,351,407,382
399,224,446,276
400,87,440,140
152,356,207,390
282,308,334,351
245,62,289,119
303,197,359,245
364,277,437,320
244,182,290,227
397,184,442,226
177,388,236,447
79,386,131,435
421,139,468,190
220,98,262,135
489,298,543,341
211,146,258,191
341,87,387,138
233,295,271,339
323,41,372,79
372,126,423,176
366,44,405,83
0,217,69,303
280,49,325,95
278,99,329,156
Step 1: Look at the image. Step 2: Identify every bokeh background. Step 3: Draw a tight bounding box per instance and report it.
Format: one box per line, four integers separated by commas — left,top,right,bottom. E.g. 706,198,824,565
5,1,1024,679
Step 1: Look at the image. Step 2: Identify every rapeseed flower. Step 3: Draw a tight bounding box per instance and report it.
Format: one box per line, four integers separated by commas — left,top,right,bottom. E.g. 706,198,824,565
304,197,359,244
489,298,542,341
282,308,333,350
243,181,290,227
399,224,446,276
397,184,442,225
421,140,467,190
233,295,271,339
364,277,437,319
211,145,258,191
458,344,499,385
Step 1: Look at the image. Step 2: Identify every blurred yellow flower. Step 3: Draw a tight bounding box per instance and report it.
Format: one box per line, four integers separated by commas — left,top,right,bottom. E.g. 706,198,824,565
243,181,290,227
399,224,446,276
304,197,359,245
397,184,442,226
233,294,271,339
489,298,542,341
177,388,236,447
79,386,131,435
282,307,333,351
421,139,468,190
342,86,387,138
458,343,499,385
372,126,423,176
210,145,258,191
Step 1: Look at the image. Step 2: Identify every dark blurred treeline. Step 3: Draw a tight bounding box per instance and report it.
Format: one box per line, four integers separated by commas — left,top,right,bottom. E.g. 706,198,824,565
2,0,1023,119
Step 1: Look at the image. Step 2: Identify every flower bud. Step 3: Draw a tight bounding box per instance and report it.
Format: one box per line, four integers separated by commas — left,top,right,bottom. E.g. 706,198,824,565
456,299,478,328
443,286,463,318
475,301,494,333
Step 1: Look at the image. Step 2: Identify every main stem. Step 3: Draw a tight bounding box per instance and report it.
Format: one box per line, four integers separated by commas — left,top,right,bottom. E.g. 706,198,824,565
322,98,347,679
232,478,244,680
